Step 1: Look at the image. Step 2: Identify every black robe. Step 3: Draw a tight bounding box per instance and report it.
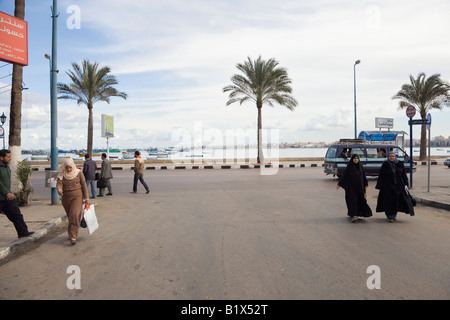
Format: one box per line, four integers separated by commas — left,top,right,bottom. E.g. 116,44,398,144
375,160,414,216
338,161,372,217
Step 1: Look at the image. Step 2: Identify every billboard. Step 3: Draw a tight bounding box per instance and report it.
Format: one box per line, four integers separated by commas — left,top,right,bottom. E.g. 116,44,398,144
375,117,393,129
101,114,114,138
0,11,28,66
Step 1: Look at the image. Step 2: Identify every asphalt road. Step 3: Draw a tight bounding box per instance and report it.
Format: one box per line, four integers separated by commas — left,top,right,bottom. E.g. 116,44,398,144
0,166,449,300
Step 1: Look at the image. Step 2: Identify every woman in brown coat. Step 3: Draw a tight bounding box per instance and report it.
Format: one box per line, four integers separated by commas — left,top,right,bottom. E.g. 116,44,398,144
56,158,89,244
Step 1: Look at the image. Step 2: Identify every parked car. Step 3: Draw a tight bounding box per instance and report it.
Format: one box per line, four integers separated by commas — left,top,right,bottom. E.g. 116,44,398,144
323,139,415,177
444,158,450,168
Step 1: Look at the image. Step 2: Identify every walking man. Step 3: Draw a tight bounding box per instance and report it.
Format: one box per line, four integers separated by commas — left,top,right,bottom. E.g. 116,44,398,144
0,149,34,238
83,153,97,198
131,151,150,194
98,153,113,196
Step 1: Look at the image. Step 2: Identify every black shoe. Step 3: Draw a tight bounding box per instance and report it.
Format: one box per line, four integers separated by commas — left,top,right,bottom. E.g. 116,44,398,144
106,193,113,196
146,189,150,194
97,194,103,197
18,231,34,238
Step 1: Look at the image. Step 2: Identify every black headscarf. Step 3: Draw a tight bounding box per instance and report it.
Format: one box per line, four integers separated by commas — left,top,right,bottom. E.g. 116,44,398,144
339,154,365,189
388,151,398,184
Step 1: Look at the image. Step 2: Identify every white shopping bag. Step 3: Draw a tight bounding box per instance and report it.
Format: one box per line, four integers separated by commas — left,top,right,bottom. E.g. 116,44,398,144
83,203,99,235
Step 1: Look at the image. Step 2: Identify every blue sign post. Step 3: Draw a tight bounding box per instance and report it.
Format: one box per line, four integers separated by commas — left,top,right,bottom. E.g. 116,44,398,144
406,106,416,188
406,107,432,189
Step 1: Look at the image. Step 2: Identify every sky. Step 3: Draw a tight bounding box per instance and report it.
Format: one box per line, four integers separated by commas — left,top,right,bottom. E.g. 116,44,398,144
1,0,450,151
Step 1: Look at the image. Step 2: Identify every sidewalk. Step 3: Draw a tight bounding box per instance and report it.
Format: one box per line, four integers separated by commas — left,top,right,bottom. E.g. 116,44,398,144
1,161,449,262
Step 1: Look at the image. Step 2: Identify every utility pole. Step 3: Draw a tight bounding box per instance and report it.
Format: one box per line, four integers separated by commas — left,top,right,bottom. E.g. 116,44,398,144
50,0,59,204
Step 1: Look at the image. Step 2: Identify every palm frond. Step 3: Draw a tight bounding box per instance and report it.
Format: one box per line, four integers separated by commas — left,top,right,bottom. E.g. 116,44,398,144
392,72,450,115
57,59,127,155
223,55,297,111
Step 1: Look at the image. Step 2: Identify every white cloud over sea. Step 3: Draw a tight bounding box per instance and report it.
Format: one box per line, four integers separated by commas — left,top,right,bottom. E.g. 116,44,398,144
1,0,449,150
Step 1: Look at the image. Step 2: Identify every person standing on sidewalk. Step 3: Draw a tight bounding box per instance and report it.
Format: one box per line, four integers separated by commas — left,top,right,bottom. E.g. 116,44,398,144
0,149,34,239
83,154,97,198
98,153,113,197
375,152,414,222
131,151,150,194
57,158,89,245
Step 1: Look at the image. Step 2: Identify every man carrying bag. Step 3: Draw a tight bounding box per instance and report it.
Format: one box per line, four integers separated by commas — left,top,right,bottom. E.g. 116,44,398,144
98,153,113,196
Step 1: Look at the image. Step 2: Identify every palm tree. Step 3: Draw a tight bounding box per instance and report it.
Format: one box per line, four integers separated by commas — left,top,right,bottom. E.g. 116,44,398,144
9,0,25,192
57,60,127,156
223,56,297,163
392,73,450,160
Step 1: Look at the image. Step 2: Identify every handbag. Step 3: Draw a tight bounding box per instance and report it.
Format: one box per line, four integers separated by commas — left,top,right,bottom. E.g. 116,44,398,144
95,172,100,180
80,216,87,228
83,203,99,235
97,178,107,188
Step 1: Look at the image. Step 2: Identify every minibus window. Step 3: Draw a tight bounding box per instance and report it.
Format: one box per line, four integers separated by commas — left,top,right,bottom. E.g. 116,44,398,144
326,147,337,158
340,148,350,159
350,148,365,158
366,148,378,158
393,148,406,158
377,148,387,158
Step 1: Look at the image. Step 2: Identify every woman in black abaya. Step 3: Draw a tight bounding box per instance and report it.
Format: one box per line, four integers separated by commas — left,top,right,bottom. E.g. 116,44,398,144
337,154,373,222
375,152,414,222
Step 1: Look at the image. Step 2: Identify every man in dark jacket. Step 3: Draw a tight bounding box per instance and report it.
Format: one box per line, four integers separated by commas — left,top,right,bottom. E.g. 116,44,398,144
98,153,113,196
83,154,97,198
0,149,34,238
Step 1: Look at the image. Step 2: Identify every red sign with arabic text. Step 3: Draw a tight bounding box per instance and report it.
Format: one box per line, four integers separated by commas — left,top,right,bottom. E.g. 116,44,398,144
0,11,28,66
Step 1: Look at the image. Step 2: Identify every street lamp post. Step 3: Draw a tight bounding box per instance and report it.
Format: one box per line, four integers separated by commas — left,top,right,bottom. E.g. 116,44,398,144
0,112,6,149
46,0,59,204
353,59,361,139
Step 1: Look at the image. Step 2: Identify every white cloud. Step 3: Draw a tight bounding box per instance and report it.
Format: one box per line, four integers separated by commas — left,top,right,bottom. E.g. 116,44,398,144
3,0,450,150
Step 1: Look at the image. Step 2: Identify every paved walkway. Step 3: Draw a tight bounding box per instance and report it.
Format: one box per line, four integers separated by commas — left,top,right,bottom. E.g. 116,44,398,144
1,161,449,262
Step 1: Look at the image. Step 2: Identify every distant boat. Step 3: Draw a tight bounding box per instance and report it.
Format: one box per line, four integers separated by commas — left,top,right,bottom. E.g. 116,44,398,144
165,147,178,154
148,151,169,158
30,154,49,161
58,152,83,160
186,154,203,158
78,152,101,158
94,148,122,153
122,151,135,159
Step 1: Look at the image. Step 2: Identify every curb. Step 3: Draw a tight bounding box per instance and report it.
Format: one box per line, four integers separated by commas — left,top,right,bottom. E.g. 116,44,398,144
0,214,67,261
413,196,450,211
32,163,324,171
31,161,448,172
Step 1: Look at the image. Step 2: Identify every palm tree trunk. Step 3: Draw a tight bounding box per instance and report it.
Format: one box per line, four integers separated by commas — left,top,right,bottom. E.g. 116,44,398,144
257,102,264,164
419,114,427,160
9,0,25,192
87,102,94,156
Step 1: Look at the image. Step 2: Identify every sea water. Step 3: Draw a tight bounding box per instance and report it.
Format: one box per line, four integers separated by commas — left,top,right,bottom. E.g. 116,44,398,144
22,147,450,161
